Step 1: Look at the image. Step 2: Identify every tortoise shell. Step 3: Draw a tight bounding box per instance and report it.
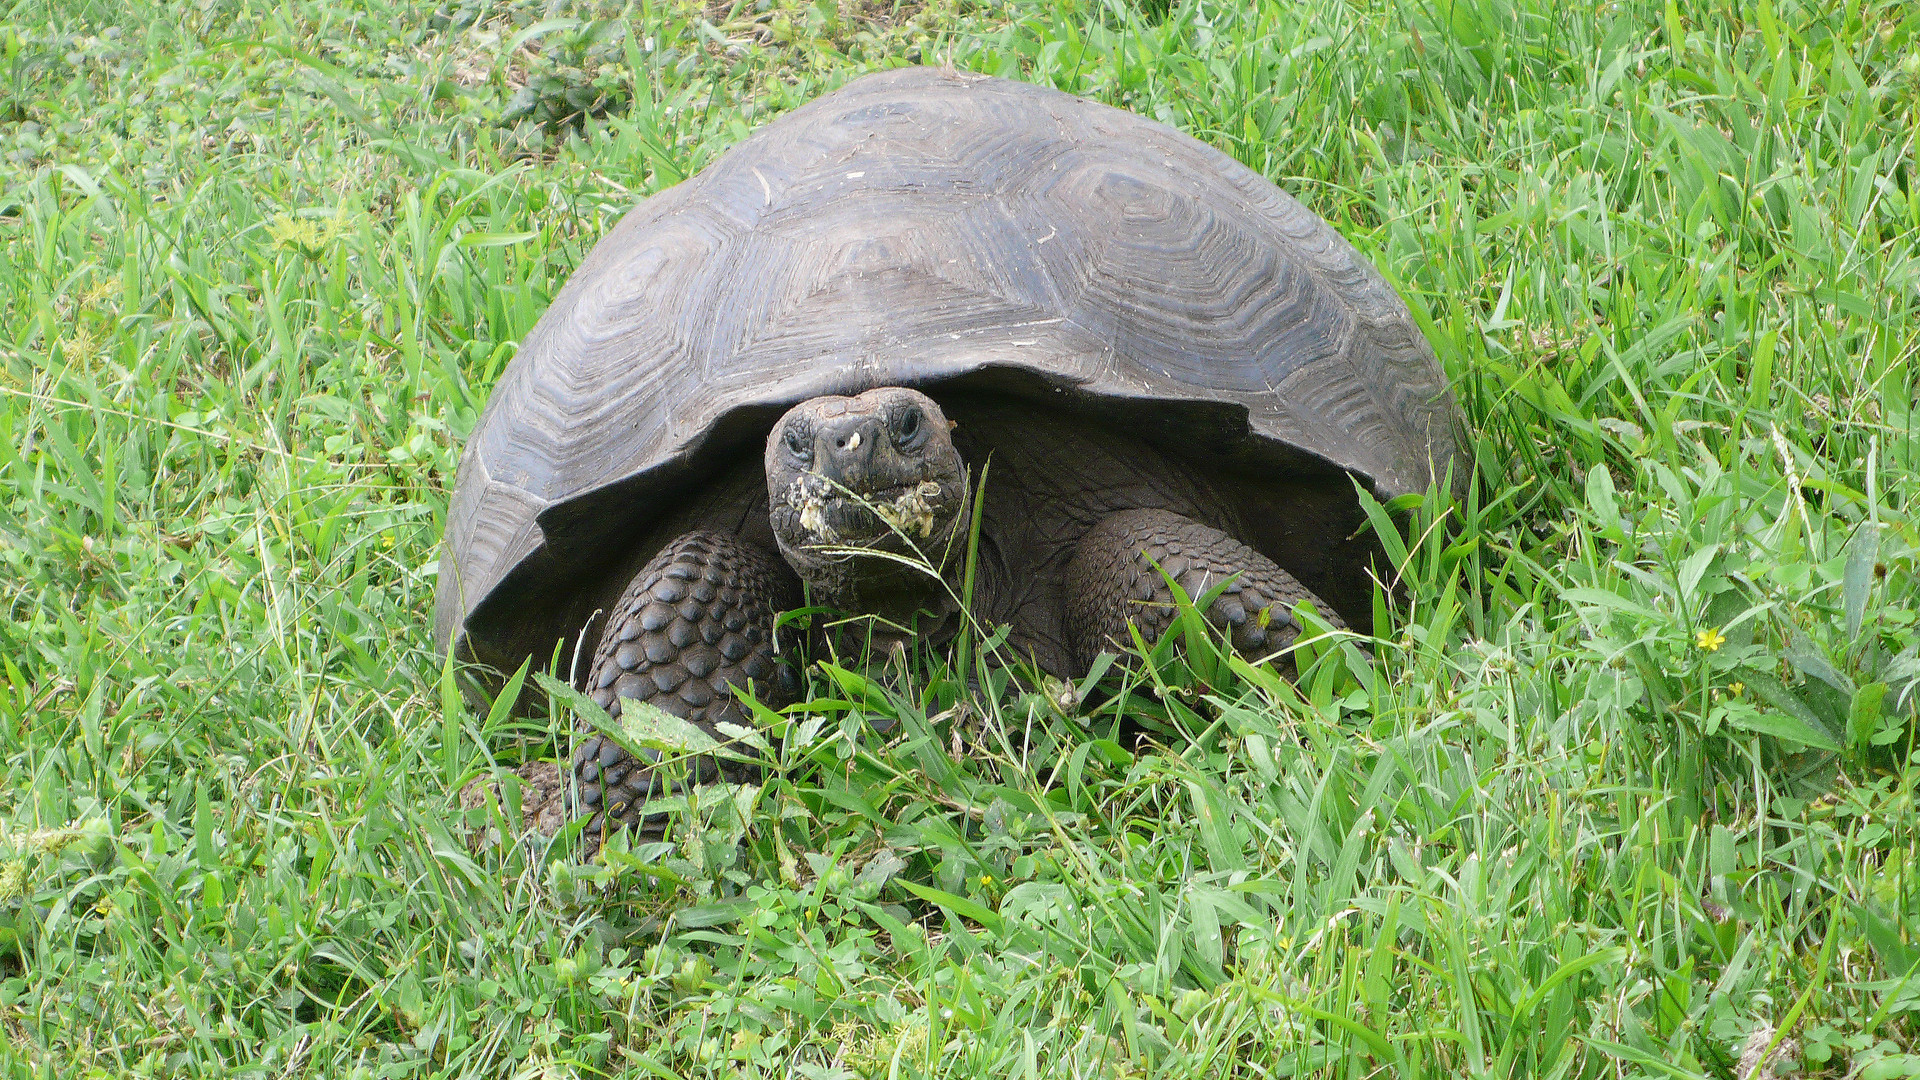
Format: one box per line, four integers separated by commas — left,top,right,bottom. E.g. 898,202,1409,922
434,66,1463,674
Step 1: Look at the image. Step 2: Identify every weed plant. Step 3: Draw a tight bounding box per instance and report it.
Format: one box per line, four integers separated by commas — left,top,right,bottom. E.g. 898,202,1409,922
0,0,1916,1076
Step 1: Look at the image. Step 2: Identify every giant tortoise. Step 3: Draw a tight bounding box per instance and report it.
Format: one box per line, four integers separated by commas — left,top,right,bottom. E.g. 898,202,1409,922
436,67,1463,834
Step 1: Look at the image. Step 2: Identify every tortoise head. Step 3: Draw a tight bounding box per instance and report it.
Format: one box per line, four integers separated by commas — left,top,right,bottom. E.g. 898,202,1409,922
765,388,969,608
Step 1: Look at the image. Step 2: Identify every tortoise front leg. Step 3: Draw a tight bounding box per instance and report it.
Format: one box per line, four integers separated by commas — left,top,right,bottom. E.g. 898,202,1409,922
572,530,802,839
1064,508,1343,673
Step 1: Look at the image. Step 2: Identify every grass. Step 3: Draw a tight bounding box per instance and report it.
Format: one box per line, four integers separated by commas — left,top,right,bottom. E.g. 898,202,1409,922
0,0,1916,1075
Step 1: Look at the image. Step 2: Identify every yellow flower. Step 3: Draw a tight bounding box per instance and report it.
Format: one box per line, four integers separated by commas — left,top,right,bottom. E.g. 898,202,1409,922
60,326,99,366
1696,627,1727,652
0,859,25,901
83,277,120,307
1729,682,1745,697
266,211,351,257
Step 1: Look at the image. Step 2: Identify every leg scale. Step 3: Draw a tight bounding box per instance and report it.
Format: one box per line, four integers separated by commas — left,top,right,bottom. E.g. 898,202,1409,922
572,531,800,836
1065,508,1343,672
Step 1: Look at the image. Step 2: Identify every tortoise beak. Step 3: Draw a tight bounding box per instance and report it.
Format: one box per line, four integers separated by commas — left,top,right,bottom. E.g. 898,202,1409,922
811,415,885,491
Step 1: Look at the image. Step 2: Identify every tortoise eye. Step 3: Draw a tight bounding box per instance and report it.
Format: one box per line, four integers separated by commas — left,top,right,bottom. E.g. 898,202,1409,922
783,426,810,459
892,407,923,446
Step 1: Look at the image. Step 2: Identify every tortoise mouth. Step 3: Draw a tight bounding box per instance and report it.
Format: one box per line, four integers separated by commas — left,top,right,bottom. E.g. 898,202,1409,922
779,475,964,552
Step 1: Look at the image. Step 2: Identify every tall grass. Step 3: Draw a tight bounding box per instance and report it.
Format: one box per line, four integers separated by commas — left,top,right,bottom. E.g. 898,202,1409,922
0,0,1914,1075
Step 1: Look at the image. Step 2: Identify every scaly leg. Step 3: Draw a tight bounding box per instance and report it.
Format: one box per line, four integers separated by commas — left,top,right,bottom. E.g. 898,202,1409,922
1065,508,1342,672
572,531,801,836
